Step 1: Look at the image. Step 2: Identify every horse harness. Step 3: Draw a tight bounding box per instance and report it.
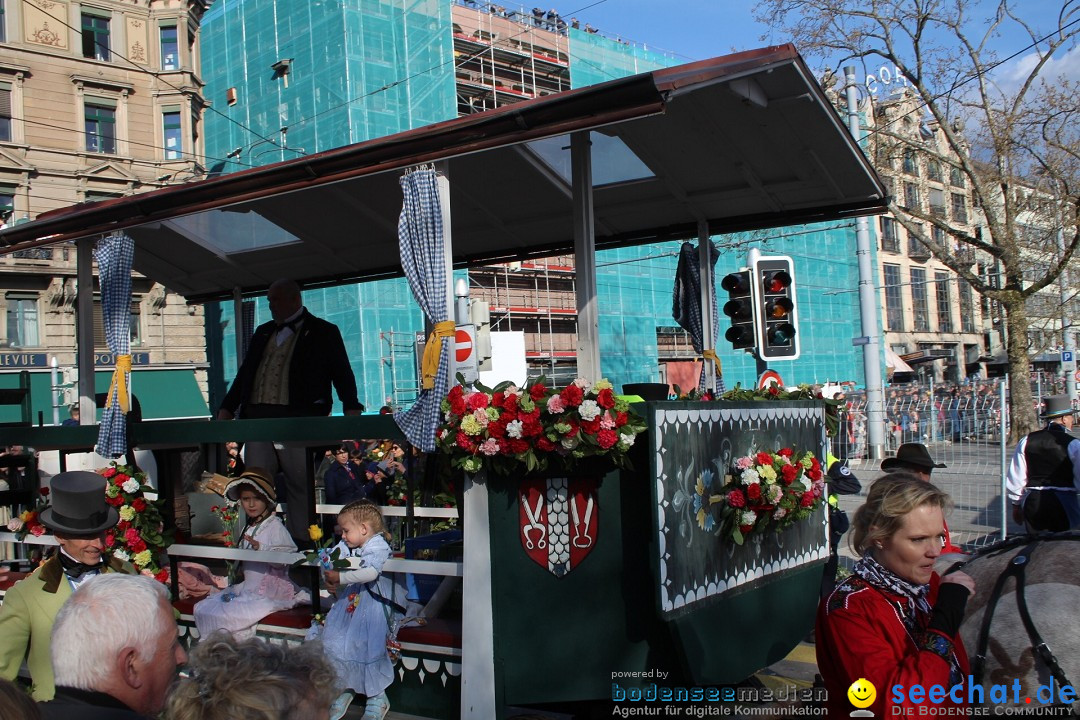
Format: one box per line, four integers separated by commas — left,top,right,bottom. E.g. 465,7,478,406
948,532,1080,693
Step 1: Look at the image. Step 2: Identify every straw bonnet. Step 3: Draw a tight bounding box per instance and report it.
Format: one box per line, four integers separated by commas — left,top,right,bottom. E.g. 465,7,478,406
224,467,277,504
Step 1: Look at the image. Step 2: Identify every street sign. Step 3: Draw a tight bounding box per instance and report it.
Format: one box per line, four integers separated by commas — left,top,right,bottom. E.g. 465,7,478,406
1075,370,1080,382
455,329,473,363
852,336,870,346
1064,351,1074,363
454,325,478,384
758,370,783,389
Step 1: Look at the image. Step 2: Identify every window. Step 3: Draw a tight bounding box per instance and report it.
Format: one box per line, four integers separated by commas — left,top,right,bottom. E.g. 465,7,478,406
93,300,141,348
884,264,905,331
881,217,900,253
903,149,918,175
932,225,946,246
160,26,179,70
903,182,919,211
908,223,926,257
85,101,116,153
959,280,975,333
950,167,965,188
0,186,12,224
936,272,953,332
82,13,111,61
951,193,967,223
911,268,929,331
0,0,6,43
929,188,946,218
5,293,39,347
927,159,942,182
0,82,10,142
162,109,182,159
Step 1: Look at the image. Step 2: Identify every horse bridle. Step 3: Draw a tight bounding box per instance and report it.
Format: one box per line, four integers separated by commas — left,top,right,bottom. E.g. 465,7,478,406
945,531,1080,694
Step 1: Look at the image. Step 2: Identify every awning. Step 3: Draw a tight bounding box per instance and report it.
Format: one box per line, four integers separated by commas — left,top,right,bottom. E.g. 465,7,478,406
0,369,209,425
900,349,954,365
885,348,914,373
0,45,886,303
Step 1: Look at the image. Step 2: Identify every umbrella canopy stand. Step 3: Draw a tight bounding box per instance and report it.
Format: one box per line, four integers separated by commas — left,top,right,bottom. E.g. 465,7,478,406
571,131,600,380
76,237,96,427
697,219,717,392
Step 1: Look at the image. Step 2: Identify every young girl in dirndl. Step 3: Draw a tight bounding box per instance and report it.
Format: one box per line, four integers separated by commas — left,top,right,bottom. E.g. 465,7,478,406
321,500,396,720
193,468,308,640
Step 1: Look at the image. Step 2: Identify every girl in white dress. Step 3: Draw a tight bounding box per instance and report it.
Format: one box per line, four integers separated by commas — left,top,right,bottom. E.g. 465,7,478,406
194,468,308,640
322,500,395,720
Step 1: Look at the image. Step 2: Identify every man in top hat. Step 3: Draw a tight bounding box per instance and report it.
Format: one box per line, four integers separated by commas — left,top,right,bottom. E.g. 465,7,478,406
1006,395,1080,532
0,471,135,700
881,443,963,553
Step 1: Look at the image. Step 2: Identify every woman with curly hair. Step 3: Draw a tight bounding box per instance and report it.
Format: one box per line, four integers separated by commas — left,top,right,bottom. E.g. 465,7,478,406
163,634,337,720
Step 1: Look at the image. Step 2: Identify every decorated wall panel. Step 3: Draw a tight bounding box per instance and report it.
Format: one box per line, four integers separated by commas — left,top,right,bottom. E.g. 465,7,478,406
652,402,828,617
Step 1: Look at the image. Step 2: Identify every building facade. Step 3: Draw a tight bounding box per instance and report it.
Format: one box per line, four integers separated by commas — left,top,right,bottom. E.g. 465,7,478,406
200,0,873,408
0,0,212,421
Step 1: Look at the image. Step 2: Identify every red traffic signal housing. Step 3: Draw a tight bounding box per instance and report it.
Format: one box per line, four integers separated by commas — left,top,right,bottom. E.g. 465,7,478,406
752,256,800,360
722,270,756,350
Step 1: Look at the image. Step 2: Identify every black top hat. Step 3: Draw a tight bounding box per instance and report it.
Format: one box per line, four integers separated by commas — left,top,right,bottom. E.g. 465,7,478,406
224,467,277,504
880,443,947,472
39,471,119,536
1040,395,1075,420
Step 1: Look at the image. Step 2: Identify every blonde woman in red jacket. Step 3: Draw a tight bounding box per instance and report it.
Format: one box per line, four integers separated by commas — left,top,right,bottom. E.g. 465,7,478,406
816,474,975,717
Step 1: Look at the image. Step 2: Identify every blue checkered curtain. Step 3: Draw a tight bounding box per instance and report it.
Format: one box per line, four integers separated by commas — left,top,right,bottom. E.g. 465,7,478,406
93,232,134,458
672,241,725,394
394,168,450,452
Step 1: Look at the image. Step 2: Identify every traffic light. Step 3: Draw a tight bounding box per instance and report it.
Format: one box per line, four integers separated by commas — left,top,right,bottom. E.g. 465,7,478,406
752,255,800,360
722,270,756,350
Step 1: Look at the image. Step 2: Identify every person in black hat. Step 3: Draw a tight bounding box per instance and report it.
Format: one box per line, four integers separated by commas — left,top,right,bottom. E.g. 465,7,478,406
881,443,962,553
820,455,861,600
1006,395,1079,532
0,471,134,700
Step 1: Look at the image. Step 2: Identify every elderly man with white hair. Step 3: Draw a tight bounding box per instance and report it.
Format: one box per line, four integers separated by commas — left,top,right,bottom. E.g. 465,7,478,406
38,573,187,719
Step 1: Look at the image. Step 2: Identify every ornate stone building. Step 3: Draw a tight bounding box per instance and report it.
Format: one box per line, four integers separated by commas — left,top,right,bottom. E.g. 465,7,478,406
0,0,211,421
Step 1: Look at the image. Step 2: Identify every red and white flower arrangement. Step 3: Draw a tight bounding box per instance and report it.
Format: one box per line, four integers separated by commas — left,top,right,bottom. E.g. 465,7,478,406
436,377,647,476
6,487,49,540
699,448,825,545
100,462,171,583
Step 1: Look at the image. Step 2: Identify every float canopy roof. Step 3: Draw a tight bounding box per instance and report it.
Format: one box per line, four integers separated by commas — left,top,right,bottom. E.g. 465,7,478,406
0,45,885,302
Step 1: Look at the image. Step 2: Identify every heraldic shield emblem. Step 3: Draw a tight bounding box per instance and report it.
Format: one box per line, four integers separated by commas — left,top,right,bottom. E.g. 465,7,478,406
519,475,599,577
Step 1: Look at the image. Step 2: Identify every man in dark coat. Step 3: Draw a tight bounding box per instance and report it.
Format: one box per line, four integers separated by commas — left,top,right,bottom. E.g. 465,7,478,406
217,279,364,544
324,445,374,506
40,574,185,719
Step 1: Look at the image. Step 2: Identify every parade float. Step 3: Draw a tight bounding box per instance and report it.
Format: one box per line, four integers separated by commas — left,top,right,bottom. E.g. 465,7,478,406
0,45,884,717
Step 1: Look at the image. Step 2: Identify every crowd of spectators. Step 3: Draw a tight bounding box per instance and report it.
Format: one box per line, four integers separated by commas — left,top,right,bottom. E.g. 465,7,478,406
457,0,602,36
837,380,1009,458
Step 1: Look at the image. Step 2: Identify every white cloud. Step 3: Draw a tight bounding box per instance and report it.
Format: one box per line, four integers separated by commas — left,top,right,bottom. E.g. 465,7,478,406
992,44,1080,96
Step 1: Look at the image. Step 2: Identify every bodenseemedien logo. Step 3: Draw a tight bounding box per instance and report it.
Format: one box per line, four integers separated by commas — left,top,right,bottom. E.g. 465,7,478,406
848,678,876,717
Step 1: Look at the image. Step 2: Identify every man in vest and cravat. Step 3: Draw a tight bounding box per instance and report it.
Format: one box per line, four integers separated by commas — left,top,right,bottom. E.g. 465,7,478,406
1007,395,1080,532
217,278,364,546
0,471,135,700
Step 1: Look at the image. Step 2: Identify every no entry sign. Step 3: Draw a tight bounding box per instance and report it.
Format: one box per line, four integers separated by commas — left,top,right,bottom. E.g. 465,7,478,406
455,325,478,383
455,329,472,363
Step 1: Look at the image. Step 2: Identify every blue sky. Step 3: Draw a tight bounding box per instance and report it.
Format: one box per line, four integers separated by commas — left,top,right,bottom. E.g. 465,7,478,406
568,0,1078,88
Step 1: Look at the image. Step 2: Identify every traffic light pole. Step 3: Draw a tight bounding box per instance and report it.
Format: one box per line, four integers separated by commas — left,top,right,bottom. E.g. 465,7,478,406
845,66,885,459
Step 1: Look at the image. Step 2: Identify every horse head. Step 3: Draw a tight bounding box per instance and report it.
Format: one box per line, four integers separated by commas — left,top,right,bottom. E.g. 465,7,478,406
936,533,1080,712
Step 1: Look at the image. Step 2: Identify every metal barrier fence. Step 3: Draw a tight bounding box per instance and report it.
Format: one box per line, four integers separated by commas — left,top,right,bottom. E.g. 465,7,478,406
837,380,1010,552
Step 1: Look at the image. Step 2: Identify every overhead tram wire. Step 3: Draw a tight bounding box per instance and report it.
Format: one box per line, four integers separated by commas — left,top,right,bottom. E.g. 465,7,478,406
18,0,281,152
9,113,260,170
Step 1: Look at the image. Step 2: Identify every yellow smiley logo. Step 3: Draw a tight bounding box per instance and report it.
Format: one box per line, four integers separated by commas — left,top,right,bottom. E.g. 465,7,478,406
847,677,876,709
